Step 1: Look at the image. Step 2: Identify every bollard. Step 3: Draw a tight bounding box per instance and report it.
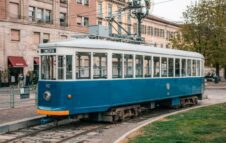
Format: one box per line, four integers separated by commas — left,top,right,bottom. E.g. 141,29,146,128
10,86,15,108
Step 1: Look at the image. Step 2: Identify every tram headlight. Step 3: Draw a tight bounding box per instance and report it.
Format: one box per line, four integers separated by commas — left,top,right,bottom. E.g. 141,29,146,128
67,94,72,99
43,91,51,101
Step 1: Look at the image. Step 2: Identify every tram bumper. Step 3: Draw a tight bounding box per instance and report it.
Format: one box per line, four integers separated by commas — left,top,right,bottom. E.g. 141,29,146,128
37,107,69,116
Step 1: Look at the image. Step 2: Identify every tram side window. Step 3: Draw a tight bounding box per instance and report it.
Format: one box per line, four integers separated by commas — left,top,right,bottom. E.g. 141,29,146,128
201,61,204,76
144,56,152,77
192,60,197,76
161,57,167,77
181,59,186,76
93,53,107,79
168,58,174,77
175,58,180,77
154,57,160,77
76,52,91,79
58,56,64,79
124,54,133,78
66,55,73,79
112,54,122,78
136,55,143,77
197,60,201,76
41,55,56,80
187,59,192,76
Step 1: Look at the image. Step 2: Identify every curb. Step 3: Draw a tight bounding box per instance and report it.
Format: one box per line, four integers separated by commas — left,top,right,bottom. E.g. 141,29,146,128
0,115,44,134
113,101,226,143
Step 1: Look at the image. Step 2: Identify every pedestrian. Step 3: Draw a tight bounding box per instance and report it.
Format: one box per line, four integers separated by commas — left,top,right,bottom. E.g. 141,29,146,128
25,72,30,87
18,73,24,88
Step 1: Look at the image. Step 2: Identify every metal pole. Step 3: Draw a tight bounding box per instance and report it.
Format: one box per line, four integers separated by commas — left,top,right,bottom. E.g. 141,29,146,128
10,86,15,108
137,14,142,40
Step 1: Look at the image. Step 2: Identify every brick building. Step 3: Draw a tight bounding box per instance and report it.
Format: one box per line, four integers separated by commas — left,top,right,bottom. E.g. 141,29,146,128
0,0,96,85
0,0,180,85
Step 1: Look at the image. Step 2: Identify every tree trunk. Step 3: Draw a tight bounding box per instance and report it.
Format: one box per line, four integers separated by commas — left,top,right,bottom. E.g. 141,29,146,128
215,63,220,77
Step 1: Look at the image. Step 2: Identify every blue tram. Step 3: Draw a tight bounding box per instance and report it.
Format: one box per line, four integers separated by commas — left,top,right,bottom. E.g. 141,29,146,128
37,36,204,122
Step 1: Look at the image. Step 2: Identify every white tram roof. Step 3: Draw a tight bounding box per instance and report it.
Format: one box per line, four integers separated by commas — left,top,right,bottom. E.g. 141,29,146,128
39,39,204,59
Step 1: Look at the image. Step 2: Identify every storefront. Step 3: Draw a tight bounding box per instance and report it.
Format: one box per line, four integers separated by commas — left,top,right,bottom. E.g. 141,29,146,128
8,56,27,85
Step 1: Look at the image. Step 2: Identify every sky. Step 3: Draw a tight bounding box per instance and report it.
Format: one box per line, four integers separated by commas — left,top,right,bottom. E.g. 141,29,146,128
152,0,198,23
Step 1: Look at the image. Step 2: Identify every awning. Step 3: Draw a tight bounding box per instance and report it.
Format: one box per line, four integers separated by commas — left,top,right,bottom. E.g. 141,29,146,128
34,57,39,65
8,56,27,67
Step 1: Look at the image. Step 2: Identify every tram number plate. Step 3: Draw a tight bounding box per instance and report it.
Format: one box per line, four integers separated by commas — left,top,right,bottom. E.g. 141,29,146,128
41,49,56,53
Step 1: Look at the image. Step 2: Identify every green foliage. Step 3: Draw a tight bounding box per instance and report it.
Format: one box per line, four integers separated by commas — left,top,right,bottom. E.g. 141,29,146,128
171,0,226,66
129,103,226,143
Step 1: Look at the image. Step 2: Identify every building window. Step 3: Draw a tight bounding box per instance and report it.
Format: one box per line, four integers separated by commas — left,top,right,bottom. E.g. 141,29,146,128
77,0,89,6
83,17,89,27
33,32,40,44
83,0,89,6
76,0,82,4
36,8,44,22
43,33,50,43
77,16,82,25
98,2,103,17
9,2,20,19
45,10,51,23
61,35,67,39
127,14,131,24
108,4,112,17
29,6,35,21
60,13,67,26
60,0,67,4
11,29,20,41
98,20,102,25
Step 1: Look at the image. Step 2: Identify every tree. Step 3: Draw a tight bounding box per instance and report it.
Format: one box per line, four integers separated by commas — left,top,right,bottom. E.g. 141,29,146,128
171,0,226,76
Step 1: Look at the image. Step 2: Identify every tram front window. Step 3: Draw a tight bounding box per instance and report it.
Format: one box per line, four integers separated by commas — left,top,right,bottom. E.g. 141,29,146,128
41,55,56,80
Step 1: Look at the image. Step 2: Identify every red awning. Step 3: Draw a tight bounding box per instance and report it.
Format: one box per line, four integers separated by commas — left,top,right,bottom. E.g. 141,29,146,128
8,56,27,67
34,57,39,65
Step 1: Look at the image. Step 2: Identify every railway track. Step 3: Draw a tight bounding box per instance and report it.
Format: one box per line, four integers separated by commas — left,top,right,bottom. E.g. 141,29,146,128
0,104,200,143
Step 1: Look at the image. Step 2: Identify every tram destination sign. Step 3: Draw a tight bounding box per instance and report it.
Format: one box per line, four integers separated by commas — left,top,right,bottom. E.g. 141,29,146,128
41,49,56,53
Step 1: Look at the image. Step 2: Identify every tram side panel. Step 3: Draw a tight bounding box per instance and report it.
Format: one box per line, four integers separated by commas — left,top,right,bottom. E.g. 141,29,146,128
37,77,203,116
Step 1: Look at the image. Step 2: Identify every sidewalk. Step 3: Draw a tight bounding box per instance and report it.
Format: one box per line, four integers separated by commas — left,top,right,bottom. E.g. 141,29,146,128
0,105,39,125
